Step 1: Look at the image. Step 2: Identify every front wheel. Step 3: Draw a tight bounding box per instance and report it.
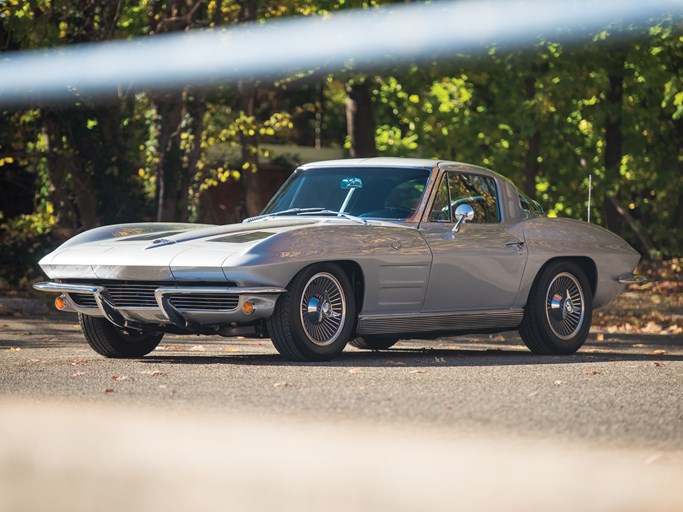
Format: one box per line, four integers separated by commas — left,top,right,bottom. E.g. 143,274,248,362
267,263,355,361
79,314,164,358
519,260,593,355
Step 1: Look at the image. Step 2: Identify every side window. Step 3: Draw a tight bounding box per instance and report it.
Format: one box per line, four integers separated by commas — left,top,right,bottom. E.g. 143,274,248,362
519,192,544,215
429,175,451,222
447,173,500,223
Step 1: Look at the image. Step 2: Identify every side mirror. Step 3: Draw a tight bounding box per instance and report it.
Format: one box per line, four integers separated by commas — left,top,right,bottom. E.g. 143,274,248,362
452,204,474,233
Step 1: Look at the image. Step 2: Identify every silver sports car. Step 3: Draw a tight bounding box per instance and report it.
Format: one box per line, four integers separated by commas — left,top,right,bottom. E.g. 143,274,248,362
34,158,644,361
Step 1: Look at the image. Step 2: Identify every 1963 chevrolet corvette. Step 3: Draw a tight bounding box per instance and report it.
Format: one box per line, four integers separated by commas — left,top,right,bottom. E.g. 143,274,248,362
34,158,644,361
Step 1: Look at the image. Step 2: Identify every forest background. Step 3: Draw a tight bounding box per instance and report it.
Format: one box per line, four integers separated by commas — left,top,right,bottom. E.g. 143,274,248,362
1,0,682,288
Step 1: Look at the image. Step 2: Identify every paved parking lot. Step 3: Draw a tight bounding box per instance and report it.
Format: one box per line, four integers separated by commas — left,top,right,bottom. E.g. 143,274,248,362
1,313,682,511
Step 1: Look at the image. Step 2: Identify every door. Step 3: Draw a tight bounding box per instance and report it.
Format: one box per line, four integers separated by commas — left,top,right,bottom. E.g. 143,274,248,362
420,171,527,312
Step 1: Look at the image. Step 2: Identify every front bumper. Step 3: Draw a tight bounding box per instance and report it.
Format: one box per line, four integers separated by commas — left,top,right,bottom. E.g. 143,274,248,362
616,274,649,285
33,281,285,330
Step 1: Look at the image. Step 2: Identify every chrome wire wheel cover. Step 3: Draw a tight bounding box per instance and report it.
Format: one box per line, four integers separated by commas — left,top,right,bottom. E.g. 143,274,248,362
299,272,346,347
545,272,585,340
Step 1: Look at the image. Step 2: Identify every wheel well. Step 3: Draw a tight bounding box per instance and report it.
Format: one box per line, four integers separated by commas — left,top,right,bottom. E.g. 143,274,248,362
542,256,597,297
333,260,365,312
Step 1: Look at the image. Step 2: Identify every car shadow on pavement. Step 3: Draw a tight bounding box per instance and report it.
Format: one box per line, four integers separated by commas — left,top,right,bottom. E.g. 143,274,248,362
141,347,683,368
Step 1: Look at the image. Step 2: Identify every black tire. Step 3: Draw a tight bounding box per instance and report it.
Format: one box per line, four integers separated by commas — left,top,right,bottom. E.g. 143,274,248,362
520,260,593,355
79,314,164,358
349,336,399,350
267,263,355,361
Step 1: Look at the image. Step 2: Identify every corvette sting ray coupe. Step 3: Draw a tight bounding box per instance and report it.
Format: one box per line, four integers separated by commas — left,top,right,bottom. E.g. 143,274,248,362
34,158,644,361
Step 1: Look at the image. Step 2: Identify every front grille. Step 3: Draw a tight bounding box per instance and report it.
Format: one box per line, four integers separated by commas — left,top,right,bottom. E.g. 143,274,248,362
106,282,167,307
62,280,239,309
69,293,97,307
168,294,240,311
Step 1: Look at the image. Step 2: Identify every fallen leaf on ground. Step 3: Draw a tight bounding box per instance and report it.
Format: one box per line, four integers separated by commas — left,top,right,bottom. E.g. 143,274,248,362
409,369,427,374
70,359,87,366
583,370,602,375
103,388,114,393
650,349,667,355
554,380,566,385
9,347,21,352
273,381,293,388
434,357,446,363
596,333,604,341
111,375,133,381
653,362,666,367
138,370,166,377
642,321,664,333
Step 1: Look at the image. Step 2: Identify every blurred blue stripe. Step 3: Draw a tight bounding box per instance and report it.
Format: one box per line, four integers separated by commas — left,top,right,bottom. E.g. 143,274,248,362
1,0,681,105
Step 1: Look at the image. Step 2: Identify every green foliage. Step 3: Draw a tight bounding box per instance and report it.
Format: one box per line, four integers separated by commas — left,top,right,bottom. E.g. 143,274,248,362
0,203,55,285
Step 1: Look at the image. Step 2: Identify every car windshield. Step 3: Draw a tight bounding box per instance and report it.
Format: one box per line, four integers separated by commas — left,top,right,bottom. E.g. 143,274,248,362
261,167,431,220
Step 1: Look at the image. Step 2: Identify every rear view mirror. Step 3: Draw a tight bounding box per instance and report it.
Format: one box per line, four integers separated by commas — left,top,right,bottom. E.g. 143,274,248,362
341,177,363,190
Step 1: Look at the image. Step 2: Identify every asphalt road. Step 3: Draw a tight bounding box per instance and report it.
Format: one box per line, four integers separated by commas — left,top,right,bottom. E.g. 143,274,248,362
2,313,683,511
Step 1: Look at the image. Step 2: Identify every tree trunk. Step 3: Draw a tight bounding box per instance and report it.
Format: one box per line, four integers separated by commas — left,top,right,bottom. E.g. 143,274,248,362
238,81,263,218
345,80,377,158
183,93,206,222
149,0,205,222
43,113,99,231
523,75,540,199
603,53,626,235
315,81,324,150
237,0,262,219
152,93,185,222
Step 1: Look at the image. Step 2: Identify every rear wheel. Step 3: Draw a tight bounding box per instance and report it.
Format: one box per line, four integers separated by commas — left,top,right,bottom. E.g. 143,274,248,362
349,336,399,350
520,260,592,355
267,263,355,361
79,314,164,358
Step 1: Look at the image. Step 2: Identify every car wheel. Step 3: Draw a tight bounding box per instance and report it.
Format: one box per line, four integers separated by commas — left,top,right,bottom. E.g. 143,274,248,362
520,260,593,355
79,314,164,358
349,336,399,350
267,263,355,361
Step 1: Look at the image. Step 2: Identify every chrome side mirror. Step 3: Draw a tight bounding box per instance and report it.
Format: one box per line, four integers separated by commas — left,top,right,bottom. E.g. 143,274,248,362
452,204,474,233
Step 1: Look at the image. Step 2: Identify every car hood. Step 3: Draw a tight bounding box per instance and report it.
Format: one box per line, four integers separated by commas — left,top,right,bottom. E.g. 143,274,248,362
38,217,411,281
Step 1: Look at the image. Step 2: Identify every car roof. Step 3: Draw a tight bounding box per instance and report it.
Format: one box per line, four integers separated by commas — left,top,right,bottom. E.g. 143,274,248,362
299,157,458,170
299,157,514,185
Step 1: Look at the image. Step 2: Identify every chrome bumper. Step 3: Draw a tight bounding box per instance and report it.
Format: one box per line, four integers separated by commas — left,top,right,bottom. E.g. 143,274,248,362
616,274,649,285
33,281,286,330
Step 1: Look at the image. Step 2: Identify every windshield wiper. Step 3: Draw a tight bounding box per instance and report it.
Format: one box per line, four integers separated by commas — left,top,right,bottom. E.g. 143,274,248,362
243,208,327,223
244,207,368,225
296,209,368,225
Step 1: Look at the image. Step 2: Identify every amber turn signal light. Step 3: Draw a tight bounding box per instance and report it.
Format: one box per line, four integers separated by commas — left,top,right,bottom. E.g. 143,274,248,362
55,295,66,310
242,301,255,315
